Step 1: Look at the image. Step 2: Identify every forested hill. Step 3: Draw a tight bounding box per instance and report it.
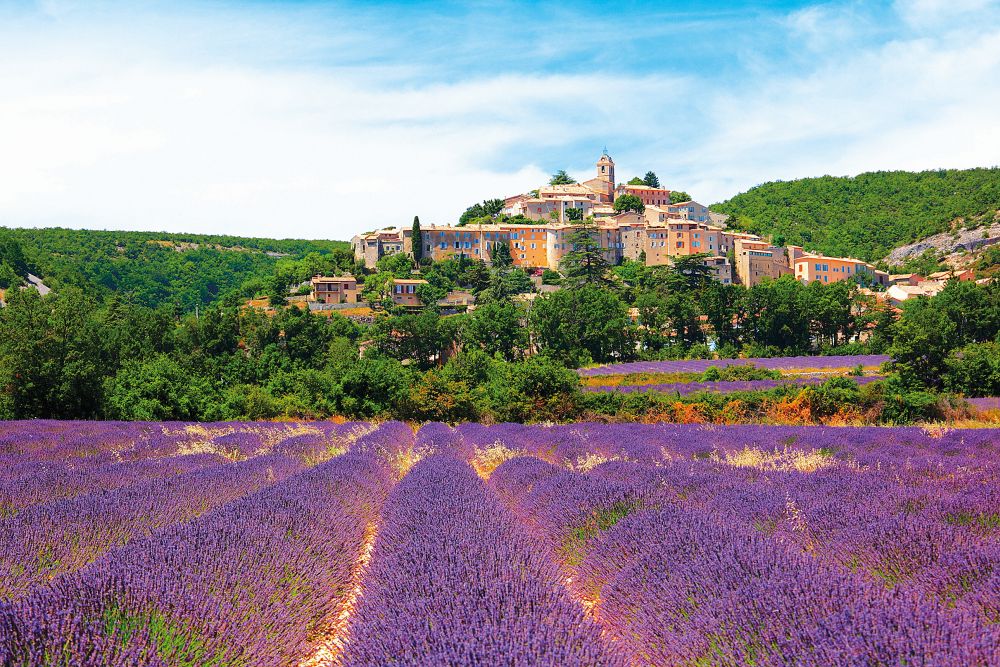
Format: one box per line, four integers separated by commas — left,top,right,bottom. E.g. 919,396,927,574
0,227,352,311
711,168,1000,262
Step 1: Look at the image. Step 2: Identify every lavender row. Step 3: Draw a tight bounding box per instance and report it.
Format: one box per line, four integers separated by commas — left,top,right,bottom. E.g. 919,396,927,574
489,455,999,665
0,420,365,469
0,451,392,667
456,422,1000,470
578,353,890,376
583,375,883,394
577,503,999,666
590,456,1000,622
340,455,622,666
0,453,225,519
489,457,648,569
0,453,304,601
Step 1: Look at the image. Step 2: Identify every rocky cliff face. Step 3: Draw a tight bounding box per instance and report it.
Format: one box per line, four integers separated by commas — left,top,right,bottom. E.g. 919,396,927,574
883,214,1000,267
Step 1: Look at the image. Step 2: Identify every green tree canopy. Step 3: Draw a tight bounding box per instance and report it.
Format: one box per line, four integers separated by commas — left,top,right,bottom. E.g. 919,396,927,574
670,190,691,203
559,223,612,288
411,216,423,262
530,285,634,366
549,170,576,185
643,171,661,188
613,194,645,214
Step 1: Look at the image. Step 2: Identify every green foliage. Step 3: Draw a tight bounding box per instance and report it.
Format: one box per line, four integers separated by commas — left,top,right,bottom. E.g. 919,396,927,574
458,198,505,226
712,169,1000,261
559,223,612,288
888,299,958,389
893,248,946,276
700,364,781,381
104,355,214,421
643,172,661,188
549,169,576,185
565,207,584,221
485,355,582,422
491,240,513,269
944,342,1000,397
411,216,423,262
370,310,460,371
0,226,348,311
613,194,645,214
338,357,412,419
541,268,562,285
670,190,691,203
462,301,528,361
530,286,634,366
627,176,645,185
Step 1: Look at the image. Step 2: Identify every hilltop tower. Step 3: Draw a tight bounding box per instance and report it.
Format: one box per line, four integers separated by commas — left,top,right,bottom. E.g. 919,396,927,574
593,151,615,202
597,151,615,185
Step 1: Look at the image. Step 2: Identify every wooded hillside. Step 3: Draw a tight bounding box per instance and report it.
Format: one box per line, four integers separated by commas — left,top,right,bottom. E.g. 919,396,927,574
712,168,1000,261
0,227,351,310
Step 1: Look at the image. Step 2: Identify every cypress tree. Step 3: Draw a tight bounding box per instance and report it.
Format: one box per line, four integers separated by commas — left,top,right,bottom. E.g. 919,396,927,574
412,215,423,262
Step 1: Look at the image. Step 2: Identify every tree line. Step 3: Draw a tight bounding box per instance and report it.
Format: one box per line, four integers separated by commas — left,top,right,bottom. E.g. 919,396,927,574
2,222,998,424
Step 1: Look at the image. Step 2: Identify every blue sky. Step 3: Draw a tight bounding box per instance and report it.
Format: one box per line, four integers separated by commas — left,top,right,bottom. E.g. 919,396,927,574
1,0,999,239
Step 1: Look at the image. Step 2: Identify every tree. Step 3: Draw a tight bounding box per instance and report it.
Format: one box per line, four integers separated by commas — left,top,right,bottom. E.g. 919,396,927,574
613,194,645,214
104,354,214,421
459,203,486,226
338,357,412,418
482,199,505,217
667,254,713,292
492,240,513,269
559,223,612,288
462,301,528,361
0,287,107,419
670,190,691,203
411,216,423,262
530,286,635,366
888,298,958,389
565,207,584,221
944,342,1000,397
702,282,743,351
370,310,460,370
627,177,645,185
643,171,661,188
486,355,581,422
549,170,576,185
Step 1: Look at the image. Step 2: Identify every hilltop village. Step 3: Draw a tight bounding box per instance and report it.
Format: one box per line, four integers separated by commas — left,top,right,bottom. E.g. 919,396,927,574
348,153,889,293
289,152,984,311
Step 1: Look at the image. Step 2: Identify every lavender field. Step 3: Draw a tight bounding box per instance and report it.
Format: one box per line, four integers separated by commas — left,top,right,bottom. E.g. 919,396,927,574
578,353,890,376
583,375,884,395
2,420,999,666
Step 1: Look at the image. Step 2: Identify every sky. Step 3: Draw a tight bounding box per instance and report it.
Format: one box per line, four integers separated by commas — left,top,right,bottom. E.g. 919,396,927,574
1,0,999,240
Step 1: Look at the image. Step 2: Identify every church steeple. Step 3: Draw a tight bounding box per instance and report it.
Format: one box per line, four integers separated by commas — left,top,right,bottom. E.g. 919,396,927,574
596,151,615,185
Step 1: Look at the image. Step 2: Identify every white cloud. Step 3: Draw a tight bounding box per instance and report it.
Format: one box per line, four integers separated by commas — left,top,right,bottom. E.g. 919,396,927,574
1,2,999,238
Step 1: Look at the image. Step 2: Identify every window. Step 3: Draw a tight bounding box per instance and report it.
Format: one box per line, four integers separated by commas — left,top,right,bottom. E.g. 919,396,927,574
530,243,536,249
440,243,447,249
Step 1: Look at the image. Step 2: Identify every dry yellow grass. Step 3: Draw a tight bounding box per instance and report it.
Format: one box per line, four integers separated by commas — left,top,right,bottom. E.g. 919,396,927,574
471,442,524,479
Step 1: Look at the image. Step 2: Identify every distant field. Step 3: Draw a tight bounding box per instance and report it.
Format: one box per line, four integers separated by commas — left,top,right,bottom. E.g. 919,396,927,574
2,420,998,665
968,397,1000,411
579,354,890,376
583,375,884,394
